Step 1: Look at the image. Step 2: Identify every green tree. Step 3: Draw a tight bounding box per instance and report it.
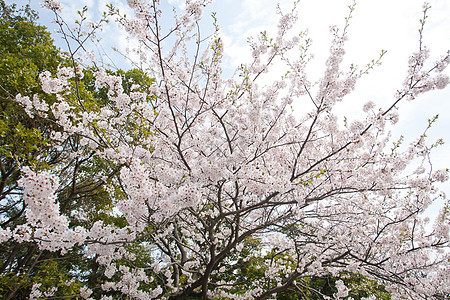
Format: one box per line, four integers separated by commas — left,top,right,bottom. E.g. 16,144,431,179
0,0,63,223
0,2,77,297
0,2,156,298
210,237,391,299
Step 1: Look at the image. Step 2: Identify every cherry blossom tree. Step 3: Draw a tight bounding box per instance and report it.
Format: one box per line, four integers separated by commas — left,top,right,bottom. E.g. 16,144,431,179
2,0,450,298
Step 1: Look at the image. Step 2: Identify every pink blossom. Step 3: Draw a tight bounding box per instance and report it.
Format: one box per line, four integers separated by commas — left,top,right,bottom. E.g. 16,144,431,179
41,0,61,11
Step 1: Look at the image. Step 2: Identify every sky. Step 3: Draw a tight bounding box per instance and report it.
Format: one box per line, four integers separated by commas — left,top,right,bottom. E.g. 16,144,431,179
6,0,450,215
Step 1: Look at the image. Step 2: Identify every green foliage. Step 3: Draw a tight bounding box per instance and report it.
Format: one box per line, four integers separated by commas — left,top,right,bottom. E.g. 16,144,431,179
0,259,85,298
0,0,63,176
0,1,62,95
276,273,390,300
212,237,268,295
209,237,390,299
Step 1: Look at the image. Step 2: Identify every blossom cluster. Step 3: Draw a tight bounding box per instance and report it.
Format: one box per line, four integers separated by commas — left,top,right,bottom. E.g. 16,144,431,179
18,167,65,230
41,0,61,11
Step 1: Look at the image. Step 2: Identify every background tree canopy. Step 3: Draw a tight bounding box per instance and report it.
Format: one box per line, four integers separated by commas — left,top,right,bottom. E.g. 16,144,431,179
0,2,155,298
